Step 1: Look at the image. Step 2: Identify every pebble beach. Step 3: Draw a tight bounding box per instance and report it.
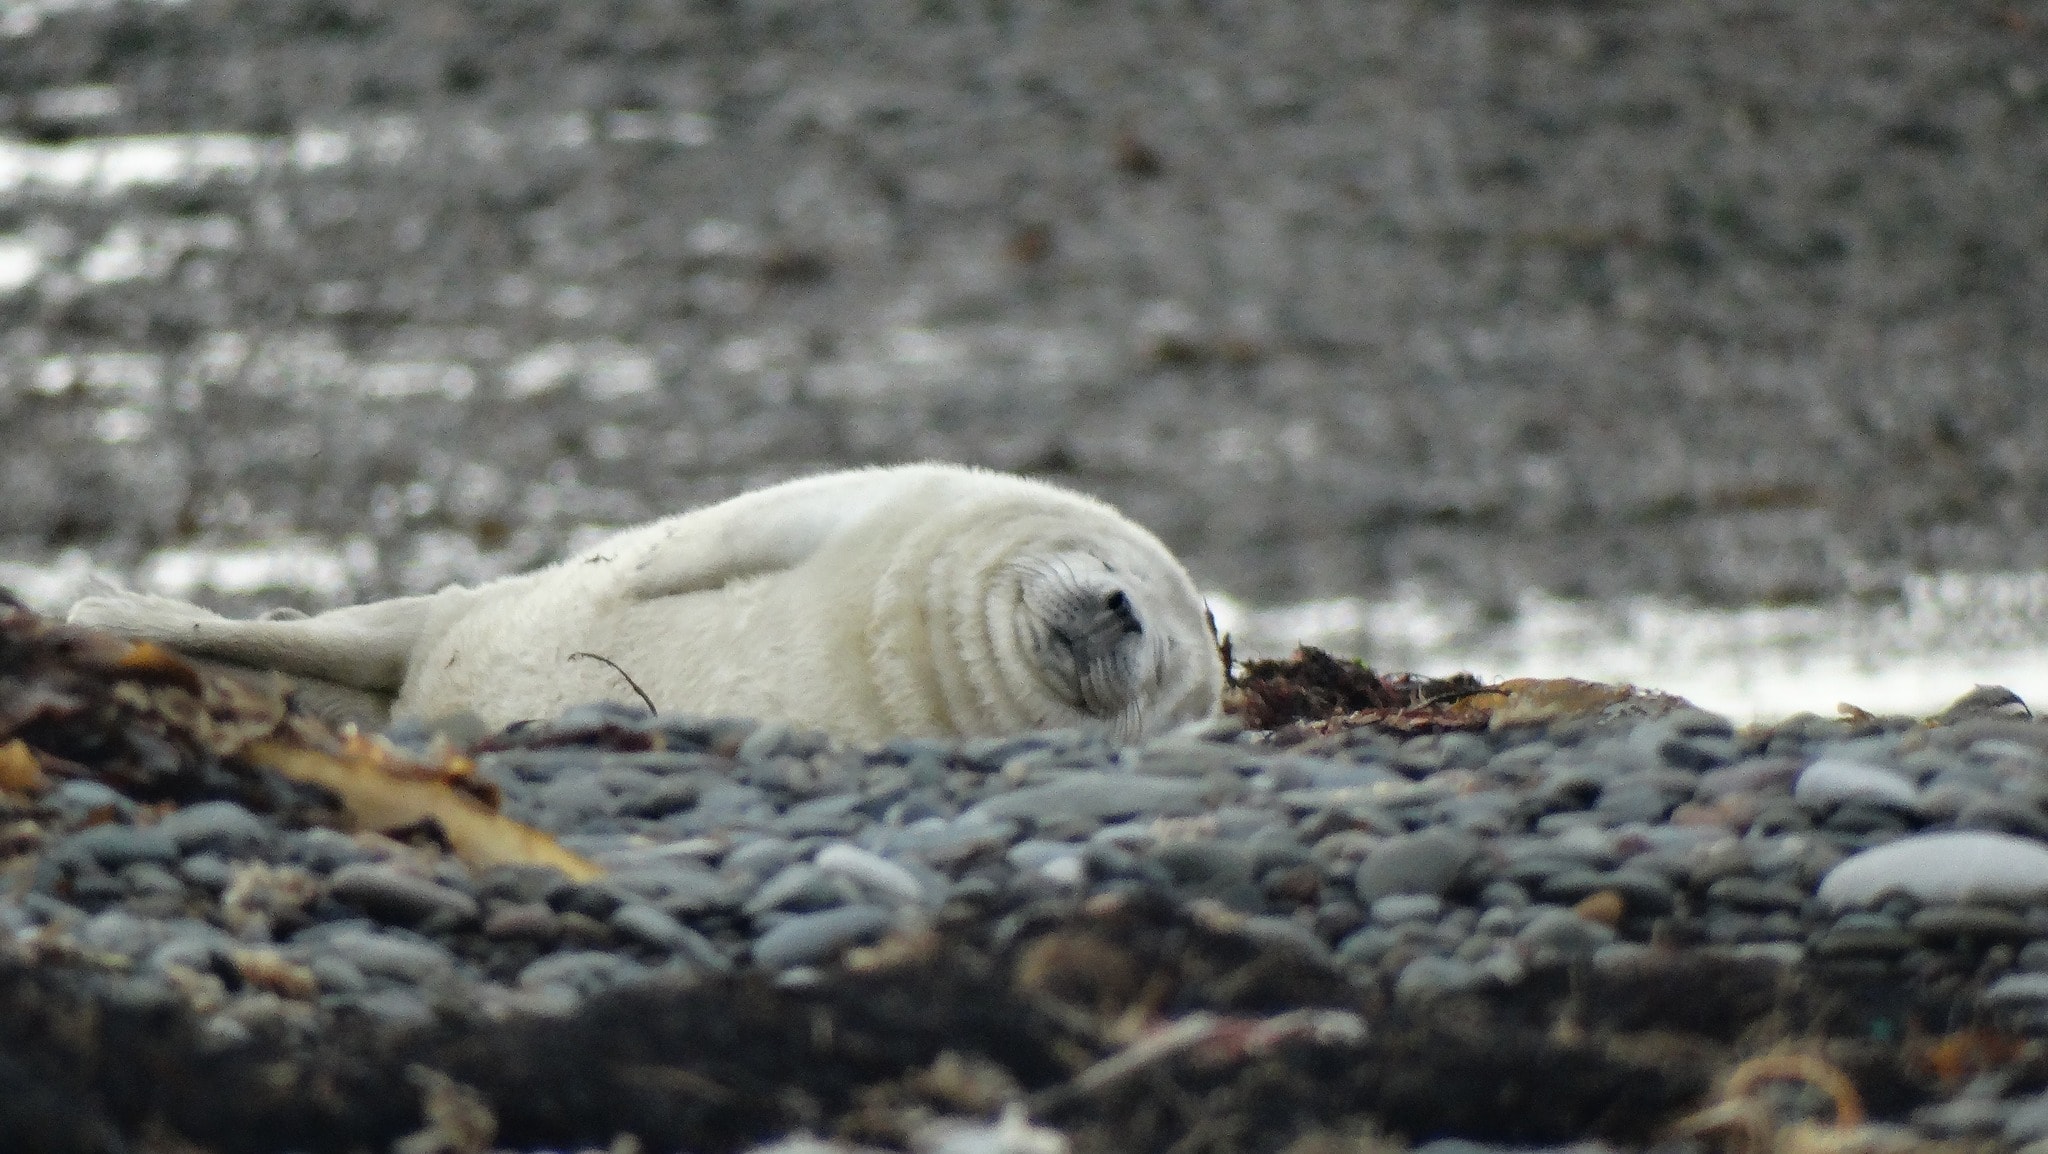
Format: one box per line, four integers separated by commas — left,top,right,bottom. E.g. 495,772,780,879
11,599,2048,1153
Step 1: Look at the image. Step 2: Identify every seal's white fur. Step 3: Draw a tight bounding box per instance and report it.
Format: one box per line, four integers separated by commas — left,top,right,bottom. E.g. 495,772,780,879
67,464,1224,742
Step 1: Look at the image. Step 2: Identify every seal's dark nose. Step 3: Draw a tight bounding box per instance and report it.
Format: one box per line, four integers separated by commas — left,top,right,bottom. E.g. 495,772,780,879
1104,590,1142,635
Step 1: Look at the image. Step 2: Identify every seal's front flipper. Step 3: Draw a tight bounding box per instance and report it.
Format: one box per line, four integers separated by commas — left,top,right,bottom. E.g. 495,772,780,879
67,591,440,693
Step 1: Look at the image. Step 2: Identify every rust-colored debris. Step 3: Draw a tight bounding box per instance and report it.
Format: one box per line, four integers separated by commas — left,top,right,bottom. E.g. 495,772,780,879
1224,645,1690,738
0,591,601,881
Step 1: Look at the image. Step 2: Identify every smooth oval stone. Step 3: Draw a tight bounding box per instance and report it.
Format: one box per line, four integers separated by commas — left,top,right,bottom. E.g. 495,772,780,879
1371,894,1445,924
1394,956,1483,1004
1600,869,1679,916
1985,973,2048,1011
967,773,1223,823
2006,1093,2048,1145
1956,796,2048,839
1705,876,1810,913
1515,907,1616,957
328,864,481,926
1818,831,2048,907
321,928,455,984
156,801,273,857
608,904,731,971
751,905,895,970
483,902,561,941
1907,905,2034,940
62,825,179,869
814,843,928,905
1354,829,1479,903
743,863,848,917
178,854,234,892
1794,758,1917,808
1809,913,1916,958
518,950,649,997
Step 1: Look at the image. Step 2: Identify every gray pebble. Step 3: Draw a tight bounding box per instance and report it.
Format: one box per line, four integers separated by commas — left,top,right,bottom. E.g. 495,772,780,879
48,781,136,821
1600,869,1678,915
745,863,852,916
1354,829,1478,903
721,836,805,879
1595,779,1676,824
1150,842,1260,908
1908,905,2034,940
1334,926,1403,969
967,773,1224,823
604,864,740,915
178,854,234,892
1230,914,1336,965
736,722,795,763
751,905,895,970
1819,831,2048,907
872,816,1017,866
776,793,864,836
1395,956,1483,1004
1956,796,2048,839
2006,1091,2048,1144
814,843,930,906
283,828,377,872
61,825,178,870
1124,737,1254,778
156,801,272,857
309,955,370,994
483,902,560,941
1515,907,1616,959
1794,757,1918,808
1371,894,1445,924
342,989,435,1027
609,904,732,971
519,950,651,997
77,910,167,960
328,864,481,926
1809,913,1916,959
1007,840,1083,873
147,930,229,974
320,927,456,984
121,862,186,900
1914,1097,2013,1139
1705,876,1810,913
1478,881,1531,910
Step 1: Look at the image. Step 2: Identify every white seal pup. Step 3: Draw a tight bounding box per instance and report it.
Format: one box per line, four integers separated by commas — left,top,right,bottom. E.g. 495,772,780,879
68,463,1225,743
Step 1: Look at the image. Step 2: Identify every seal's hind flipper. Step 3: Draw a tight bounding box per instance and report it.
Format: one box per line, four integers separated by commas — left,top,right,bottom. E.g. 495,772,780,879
67,591,440,693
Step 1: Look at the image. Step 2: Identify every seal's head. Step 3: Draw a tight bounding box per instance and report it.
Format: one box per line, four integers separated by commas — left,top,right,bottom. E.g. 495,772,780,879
861,467,1227,741
1012,548,1221,741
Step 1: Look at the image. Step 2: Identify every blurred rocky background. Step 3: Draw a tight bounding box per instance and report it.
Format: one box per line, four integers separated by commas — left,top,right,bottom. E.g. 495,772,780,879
1,0,2044,618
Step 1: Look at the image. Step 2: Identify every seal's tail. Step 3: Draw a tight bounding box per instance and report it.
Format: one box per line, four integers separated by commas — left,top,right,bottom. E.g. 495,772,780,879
67,590,436,694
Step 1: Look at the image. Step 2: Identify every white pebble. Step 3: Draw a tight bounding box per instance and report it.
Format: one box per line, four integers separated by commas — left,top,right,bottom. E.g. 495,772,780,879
1793,758,1918,807
1038,855,1086,887
1818,831,2048,907
814,843,928,905
912,1104,1069,1154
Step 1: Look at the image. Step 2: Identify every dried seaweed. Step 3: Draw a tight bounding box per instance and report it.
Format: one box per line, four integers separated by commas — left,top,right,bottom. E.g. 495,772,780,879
1225,646,1687,738
0,592,599,880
